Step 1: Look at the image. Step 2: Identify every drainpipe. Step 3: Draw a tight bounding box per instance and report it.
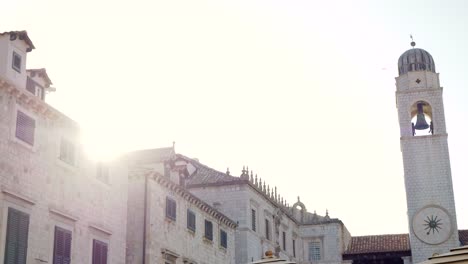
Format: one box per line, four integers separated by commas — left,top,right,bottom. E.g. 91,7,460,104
142,174,148,264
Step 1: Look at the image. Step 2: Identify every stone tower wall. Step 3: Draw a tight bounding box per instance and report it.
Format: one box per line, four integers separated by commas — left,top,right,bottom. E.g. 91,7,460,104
396,70,459,262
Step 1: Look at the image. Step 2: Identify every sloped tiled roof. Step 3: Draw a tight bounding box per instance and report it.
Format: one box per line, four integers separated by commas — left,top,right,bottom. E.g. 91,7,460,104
178,154,239,186
27,68,52,87
0,31,35,51
344,234,410,255
344,230,468,256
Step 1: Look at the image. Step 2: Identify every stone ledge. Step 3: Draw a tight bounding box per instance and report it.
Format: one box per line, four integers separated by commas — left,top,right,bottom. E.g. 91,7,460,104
1,187,36,205
49,207,79,222
89,223,112,236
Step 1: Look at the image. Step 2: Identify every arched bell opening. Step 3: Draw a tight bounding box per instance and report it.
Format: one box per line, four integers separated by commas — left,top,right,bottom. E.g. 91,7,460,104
410,101,433,136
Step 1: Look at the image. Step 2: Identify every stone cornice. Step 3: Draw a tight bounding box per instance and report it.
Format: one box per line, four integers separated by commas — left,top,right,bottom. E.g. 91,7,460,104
188,180,300,225
0,77,73,123
49,207,79,222
89,223,113,236
149,172,238,229
2,187,36,205
395,87,443,95
400,133,448,141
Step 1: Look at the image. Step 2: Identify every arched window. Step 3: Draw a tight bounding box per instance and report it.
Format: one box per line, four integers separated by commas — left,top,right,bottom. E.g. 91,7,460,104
410,101,433,136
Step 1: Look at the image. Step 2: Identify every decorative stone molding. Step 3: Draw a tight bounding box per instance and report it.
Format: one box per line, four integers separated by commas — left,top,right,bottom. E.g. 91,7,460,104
1,187,36,205
49,207,79,222
89,223,113,236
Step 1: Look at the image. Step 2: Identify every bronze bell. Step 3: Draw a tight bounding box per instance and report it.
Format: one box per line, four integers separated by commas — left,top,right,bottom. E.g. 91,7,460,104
414,102,429,130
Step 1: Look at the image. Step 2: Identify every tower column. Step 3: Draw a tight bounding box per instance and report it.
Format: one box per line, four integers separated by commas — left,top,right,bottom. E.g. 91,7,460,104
395,43,459,263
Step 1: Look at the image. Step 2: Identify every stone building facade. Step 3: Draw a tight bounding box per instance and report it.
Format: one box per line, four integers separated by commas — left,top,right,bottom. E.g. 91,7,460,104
127,149,352,264
0,30,466,264
126,148,237,264
0,31,128,264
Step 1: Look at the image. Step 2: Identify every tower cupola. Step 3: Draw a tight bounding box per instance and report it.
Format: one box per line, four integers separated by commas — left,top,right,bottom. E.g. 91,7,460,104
398,47,435,76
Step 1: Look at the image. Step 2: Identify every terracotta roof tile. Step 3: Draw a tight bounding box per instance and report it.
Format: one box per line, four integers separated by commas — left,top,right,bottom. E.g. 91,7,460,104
27,68,52,87
344,230,468,255
177,154,238,186
0,31,35,51
344,234,410,255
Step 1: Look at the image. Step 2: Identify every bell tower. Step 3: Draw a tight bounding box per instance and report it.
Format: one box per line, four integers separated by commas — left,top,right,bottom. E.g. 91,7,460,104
395,40,459,263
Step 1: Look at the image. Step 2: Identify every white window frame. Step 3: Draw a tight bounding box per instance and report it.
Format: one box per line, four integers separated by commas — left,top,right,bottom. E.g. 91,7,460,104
12,51,21,73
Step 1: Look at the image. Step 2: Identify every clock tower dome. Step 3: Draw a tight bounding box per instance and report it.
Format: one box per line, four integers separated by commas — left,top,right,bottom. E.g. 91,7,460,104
395,41,459,263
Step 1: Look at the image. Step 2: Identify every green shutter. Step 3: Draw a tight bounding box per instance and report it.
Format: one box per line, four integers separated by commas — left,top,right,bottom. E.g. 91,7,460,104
4,208,29,264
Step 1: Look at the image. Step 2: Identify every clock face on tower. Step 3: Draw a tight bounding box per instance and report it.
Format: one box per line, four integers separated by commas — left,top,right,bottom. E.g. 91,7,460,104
412,205,453,245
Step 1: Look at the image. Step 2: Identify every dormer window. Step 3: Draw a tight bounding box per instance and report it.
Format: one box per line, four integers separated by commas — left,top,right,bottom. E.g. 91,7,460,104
26,77,45,100
12,51,21,73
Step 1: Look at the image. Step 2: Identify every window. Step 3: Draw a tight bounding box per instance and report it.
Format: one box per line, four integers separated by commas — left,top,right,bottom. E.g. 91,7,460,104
53,227,72,264
308,241,322,261
293,239,296,258
251,209,256,232
59,138,75,165
265,219,270,240
204,220,213,241
282,231,286,250
26,77,45,100
4,208,29,264
12,51,21,73
220,229,227,249
166,197,176,221
187,209,196,231
26,77,35,94
15,110,35,145
92,239,108,264
96,162,109,184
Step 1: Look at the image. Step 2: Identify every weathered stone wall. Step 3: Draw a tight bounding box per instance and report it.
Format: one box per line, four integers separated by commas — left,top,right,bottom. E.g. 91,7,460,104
126,173,236,264
299,223,346,264
0,85,128,263
189,184,307,263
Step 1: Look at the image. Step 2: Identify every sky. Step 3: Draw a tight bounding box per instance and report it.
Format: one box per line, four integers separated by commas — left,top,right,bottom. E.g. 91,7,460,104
3,0,468,236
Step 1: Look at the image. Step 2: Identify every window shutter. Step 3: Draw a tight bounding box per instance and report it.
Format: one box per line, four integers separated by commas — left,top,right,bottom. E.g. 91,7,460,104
204,220,213,241
15,111,35,145
166,197,176,220
92,240,101,264
187,210,196,231
251,209,256,231
63,231,72,264
4,208,29,264
93,239,108,264
53,228,64,264
220,230,227,248
166,198,171,219
4,209,20,264
53,227,72,264
101,243,108,264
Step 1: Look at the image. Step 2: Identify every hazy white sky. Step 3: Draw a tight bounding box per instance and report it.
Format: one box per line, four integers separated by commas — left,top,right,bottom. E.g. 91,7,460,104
3,0,468,236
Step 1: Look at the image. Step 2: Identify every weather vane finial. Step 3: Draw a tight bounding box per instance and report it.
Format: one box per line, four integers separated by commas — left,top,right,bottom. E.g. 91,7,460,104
410,34,416,48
